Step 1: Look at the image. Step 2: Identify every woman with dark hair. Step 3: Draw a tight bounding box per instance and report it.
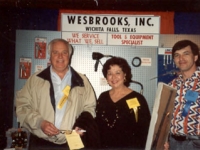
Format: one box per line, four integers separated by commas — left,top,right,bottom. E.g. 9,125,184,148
95,57,151,149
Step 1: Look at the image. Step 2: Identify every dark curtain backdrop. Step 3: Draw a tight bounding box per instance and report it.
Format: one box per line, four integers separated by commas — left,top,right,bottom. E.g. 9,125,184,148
1,8,200,149
174,12,200,34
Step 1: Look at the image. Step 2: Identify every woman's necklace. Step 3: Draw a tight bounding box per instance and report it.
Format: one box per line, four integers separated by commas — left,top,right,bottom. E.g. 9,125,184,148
101,108,119,128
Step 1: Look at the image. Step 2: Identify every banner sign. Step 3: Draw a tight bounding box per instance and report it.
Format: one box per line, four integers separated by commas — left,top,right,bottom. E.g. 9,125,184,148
61,14,160,46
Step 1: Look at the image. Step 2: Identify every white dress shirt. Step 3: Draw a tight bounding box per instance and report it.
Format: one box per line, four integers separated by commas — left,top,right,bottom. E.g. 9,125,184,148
50,66,72,128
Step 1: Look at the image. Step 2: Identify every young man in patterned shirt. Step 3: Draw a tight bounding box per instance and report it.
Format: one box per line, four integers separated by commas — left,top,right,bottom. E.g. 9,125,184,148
168,40,200,150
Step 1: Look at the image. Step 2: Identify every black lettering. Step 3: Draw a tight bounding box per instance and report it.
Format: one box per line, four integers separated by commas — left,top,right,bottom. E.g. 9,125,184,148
85,27,104,31
110,17,116,25
83,16,87,24
124,17,128,26
118,17,123,25
139,18,145,26
67,15,132,26
85,27,90,31
102,17,108,25
67,16,76,24
135,18,138,26
147,18,152,26
89,16,94,24
96,17,101,25
77,16,81,24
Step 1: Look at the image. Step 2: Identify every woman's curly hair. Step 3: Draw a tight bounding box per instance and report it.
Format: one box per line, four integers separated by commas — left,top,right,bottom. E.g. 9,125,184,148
102,57,132,87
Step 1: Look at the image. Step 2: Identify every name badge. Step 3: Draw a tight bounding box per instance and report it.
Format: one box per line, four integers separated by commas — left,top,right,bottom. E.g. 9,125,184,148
126,98,140,122
63,85,70,95
126,98,140,109
185,90,198,102
182,90,198,117
57,86,71,109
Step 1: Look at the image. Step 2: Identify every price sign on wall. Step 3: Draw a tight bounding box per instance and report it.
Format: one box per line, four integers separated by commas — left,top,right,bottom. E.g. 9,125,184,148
61,14,160,46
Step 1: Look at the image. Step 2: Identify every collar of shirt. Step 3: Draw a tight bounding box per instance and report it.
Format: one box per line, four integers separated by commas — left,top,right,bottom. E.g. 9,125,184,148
50,66,72,99
50,66,72,85
176,66,200,82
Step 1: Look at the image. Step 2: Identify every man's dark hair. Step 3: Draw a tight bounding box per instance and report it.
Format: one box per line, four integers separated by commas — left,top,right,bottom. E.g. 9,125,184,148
172,40,200,66
102,57,132,87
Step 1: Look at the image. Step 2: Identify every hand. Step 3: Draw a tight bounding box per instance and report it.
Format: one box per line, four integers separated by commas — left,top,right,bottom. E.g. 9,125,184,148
164,142,169,150
74,126,86,136
41,120,59,136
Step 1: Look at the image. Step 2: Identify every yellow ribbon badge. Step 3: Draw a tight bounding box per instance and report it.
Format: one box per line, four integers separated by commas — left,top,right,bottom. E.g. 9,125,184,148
57,85,71,109
126,98,140,122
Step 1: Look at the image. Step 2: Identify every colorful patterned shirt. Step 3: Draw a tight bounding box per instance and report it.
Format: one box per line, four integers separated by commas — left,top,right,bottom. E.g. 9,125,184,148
169,67,200,136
